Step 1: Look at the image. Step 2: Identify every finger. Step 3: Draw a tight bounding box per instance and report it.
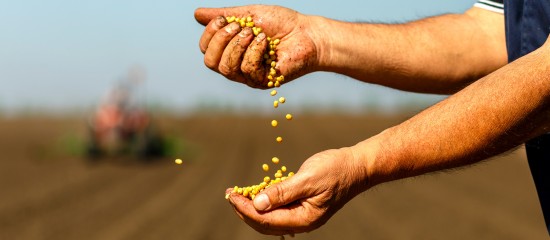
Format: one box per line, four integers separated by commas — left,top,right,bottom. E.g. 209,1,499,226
204,22,242,71
253,172,311,211
199,16,227,53
194,7,247,26
241,32,269,88
218,27,254,83
232,196,323,235
229,194,304,235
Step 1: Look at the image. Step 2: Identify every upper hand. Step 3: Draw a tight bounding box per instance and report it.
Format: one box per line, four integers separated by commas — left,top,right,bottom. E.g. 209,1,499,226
226,148,369,235
194,5,319,88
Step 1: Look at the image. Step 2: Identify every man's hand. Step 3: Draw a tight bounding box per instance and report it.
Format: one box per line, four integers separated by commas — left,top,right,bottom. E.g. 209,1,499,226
195,5,319,88
225,148,369,235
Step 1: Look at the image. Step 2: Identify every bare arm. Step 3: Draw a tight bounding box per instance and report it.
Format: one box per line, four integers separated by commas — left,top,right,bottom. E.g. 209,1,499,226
314,7,507,94
353,39,550,187
195,6,506,93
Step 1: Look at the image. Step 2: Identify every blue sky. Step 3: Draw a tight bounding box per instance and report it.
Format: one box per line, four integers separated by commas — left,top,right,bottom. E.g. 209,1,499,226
0,0,477,114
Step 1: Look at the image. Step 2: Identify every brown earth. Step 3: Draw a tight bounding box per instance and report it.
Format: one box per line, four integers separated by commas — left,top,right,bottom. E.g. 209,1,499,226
0,114,547,240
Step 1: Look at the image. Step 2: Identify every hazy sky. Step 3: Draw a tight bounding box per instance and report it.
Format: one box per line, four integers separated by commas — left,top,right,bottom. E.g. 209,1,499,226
0,0,477,114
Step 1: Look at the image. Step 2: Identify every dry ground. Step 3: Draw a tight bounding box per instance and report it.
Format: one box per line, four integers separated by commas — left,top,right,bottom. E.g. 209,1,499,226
0,114,547,240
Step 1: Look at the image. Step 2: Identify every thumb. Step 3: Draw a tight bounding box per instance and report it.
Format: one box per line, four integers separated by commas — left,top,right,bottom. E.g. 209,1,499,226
194,7,242,26
253,173,309,211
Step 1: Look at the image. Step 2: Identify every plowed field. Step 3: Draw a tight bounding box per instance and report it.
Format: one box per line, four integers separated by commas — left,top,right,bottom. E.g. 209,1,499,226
0,114,547,239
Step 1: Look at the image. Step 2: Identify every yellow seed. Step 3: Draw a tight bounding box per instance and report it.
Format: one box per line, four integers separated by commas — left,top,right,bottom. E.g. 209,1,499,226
288,172,295,177
267,75,273,80
233,186,238,193
270,90,277,96
281,166,287,172
246,21,254,27
269,50,275,55
286,114,293,120
246,16,252,22
240,20,246,27
267,81,274,87
281,176,287,181
225,193,230,199
279,75,285,81
243,188,249,197
256,27,262,33
274,81,281,87
267,36,271,41
274,101,279,108
276,136,282,143
271,61,277,68
262,163,269,172
271,120,278,127
235,17,240,22
273,39,280,45
226,16,236,23
272,157,280,164
275,171,283,178
279,97,285,103
174,159,183,164
264,176,271,183
237,188,243,194
253,27,260,36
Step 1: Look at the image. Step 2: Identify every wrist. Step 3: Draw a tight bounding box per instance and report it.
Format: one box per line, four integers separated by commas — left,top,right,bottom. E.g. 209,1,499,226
303,15,338,72
348,131,389,190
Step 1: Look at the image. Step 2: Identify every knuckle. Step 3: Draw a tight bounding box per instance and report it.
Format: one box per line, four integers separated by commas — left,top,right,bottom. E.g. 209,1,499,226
274,183,288,205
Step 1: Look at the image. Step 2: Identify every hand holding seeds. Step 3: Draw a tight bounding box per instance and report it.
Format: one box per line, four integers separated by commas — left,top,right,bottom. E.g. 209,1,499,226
194,5,319,88
225,148,369,236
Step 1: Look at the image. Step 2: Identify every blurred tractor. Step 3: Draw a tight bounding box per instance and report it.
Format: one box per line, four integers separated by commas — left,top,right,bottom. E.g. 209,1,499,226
86,67,165,160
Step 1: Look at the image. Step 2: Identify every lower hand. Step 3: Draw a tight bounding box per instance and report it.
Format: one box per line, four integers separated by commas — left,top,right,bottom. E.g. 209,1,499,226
226,148,369,235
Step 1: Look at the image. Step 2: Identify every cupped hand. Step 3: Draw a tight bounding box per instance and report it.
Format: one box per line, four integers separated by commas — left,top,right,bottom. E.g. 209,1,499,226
226,148,369,235
195,5,319,88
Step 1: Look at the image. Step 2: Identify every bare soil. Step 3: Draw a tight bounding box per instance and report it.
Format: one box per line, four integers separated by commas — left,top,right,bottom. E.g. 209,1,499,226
0,114,547,240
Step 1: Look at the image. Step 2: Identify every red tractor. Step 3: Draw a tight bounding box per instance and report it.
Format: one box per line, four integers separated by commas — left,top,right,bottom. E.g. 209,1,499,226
86,71,164,160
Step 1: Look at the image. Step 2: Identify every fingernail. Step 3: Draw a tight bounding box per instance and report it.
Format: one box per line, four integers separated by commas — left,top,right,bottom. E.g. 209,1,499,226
253,194,270,211
240,27,252,37
215,16,226,26
226,22,240,32
256,33,266,42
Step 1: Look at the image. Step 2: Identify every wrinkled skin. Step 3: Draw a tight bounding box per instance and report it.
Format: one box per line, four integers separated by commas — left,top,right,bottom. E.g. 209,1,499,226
225,148,369,235
195,5,319,88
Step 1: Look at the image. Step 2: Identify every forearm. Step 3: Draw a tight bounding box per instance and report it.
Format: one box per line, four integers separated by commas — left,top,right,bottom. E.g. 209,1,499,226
351,39,550,188
311,8,506,94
